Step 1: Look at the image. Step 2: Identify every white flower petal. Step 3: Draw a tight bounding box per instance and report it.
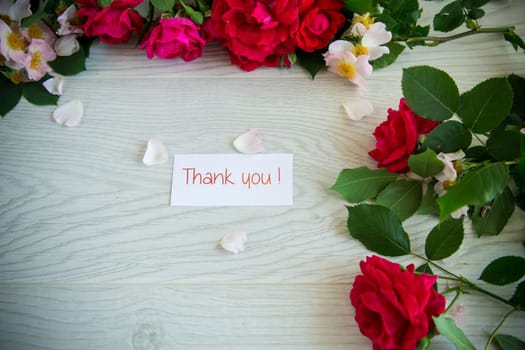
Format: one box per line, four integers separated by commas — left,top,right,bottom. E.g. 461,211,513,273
233,129,265,154
54,35,80,56
57,5,83,36
342,100,374,121
42,75,64,95
9,0,31,20
53,98,83,127
219,232,247,254
142,139,169,166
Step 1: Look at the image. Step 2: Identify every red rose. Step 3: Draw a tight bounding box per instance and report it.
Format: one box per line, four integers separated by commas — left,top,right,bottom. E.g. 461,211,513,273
209,0,299,71
369,98,440,173
76,0,143,44
140,18,205,61
296,0,346,52
350,256,446,350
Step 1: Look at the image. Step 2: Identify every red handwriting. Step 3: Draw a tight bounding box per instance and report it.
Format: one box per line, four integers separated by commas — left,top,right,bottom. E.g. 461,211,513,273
183,168,235,185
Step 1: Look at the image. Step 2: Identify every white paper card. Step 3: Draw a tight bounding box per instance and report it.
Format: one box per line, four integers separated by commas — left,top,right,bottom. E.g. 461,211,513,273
170,154,293,206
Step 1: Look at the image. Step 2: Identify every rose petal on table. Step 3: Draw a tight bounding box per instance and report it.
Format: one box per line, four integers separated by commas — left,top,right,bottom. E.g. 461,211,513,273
142,139,169,166
233,129,265,154
219,232,247,254
342,100,374,121
53,98,83,127
43,75,64,95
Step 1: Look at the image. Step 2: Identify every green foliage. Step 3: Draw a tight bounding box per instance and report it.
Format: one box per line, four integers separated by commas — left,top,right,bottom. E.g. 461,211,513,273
425,218,464,260
459,78,513,134
296,50,326,79
376,180,423,221
479,256,525,286
418,185,440,216
376,0,429,44
402,66,460,121
433,315,476,350
331,167,397,203
494,334,525,350
472,187,515,236
486,129,525,161
346,204,411,256
49,46,87,76
371,42,405,70
151,0,176,12
423,121,472,154
509,74,525,119
416,263,434,275
505,29,525,52
343,0,375,14
180,0,204,25
0,75,22,117
434,1,465,33
21,10,50,28
510,281,525,308
22,82,59,106
408,149,444,178
438,162,509,220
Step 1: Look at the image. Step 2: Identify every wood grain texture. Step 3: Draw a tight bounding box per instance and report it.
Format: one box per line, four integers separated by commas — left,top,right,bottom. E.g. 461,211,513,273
1,0,525,348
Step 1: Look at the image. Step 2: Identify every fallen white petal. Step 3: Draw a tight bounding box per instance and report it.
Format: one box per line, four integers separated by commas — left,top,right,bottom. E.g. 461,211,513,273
53,98,83,127
43,75,64,95
233,129,265,154
142,139,169,166
220,232,248,254
54,34,80,56
342,100,374,120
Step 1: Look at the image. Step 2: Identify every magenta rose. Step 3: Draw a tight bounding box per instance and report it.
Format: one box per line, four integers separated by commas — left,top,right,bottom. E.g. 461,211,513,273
209,0,299,71
76,0,143,44
369,98,440,173
350,256,446,350
296,0,346,52
140,18,205,61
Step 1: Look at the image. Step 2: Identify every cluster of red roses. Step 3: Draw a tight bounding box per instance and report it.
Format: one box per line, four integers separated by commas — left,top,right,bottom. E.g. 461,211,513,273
74,0,347,71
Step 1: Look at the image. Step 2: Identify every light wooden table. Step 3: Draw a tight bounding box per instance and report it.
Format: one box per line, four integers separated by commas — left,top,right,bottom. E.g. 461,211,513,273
1,1,524,349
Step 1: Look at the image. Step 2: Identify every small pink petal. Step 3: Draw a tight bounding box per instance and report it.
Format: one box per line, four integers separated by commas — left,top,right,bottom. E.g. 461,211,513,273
53,99,83,127
142,139,169,166
342,100,374,120
54,34,80,56
220,232,247,254
43,75,64,95
233,129,265,154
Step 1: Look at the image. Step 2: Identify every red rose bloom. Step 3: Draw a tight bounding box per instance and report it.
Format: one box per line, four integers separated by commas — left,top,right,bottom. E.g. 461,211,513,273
76,0,143,44
140,18,205,61
369,98,440,173
350,256,446,350
209,0,299,71
296,0,346,52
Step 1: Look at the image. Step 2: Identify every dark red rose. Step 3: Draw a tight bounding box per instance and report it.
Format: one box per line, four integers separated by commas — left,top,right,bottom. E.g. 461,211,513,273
140,18,205,61
76,0,143,44
296,0,346,52
209,0,299,71
350,256,446,350
369,98,440,173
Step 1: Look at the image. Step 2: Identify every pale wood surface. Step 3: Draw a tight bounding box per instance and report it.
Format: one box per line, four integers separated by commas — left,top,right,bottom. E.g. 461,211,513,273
1,1,525,349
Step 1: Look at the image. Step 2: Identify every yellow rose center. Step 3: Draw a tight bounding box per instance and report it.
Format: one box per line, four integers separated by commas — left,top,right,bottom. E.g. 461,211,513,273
10,71,23,84
353,45,369,56
7,31,26,51
337,61,355,79
352,13,375,30
443,180,455,190
27,25,44,39
29,51,42,70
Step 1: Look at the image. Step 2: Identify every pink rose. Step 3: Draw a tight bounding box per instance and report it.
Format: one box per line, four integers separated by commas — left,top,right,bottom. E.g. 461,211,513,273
350,256,446,350
76,0,143,44
296,0,346,52
209,0,299,71
140,18,205,61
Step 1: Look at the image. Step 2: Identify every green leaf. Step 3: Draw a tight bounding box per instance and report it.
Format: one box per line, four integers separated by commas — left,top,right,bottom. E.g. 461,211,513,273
409,149,445,177
509,74,525,119
487,129,525,161
465,145,491,162
462,0,490,9
376,180,423,221
0,75,22,117
479,256,525,286
402,66,460,121
22,82,59,106
49,46,87,75
467,8,485,20
346,204,411,256
418,185,440,216
296,50,326,79
416,263,434,275
510,281,525,309
438,162,509,220
97,0,112,7
472,187,515,236
20,10,50,28
371,42,405,70
425,218,464,260
180,0,204,25
331,167,397,203
505,29,525,51
434,1,465,32
494,334,525,350
433,315,476,350
459,77,513,133
423,121,472,154
151,0,176,12
343,0,375,13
